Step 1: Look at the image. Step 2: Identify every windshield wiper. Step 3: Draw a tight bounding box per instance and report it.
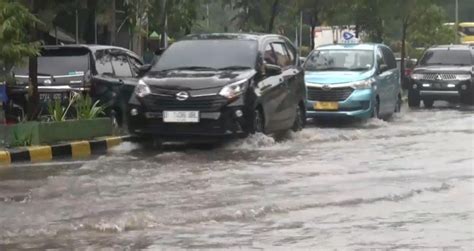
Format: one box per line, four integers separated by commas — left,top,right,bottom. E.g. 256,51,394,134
165,66,217,71
349,67,371,71
316,67,351,71
219,66,252,70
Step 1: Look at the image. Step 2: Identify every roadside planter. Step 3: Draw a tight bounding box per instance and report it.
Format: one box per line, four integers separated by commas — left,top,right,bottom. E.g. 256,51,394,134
0,118,113,147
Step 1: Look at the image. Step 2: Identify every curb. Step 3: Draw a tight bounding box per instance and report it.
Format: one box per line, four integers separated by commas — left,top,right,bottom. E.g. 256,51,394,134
0,136,131,166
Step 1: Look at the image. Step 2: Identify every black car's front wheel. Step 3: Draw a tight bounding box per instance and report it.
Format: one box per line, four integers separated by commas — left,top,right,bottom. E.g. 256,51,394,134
460,90,474,105
251,108,265,134
291,103,305,132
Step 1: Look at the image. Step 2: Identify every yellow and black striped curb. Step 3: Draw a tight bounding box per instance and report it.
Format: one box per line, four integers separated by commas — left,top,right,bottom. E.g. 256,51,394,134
0,136,129,166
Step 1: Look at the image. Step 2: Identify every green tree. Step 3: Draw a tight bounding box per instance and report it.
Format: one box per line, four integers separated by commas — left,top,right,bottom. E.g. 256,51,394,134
0,0,40,77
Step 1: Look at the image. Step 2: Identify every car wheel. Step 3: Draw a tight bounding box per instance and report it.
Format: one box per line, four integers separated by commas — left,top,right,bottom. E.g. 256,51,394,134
408,89,420,108
372,98,380,119
460,91,474,105
252,108,265,134
291,104,305,132
423,99,434,108
395,95,402,113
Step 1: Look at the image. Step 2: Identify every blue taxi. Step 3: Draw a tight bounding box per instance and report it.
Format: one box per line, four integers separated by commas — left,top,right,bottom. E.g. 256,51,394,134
304,43,401,120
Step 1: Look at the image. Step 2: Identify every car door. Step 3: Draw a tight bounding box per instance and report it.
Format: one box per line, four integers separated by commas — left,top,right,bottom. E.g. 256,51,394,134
283,39,305,124
381,46,400,112
271,41,297,129
258,42,291,132
374,47,392,115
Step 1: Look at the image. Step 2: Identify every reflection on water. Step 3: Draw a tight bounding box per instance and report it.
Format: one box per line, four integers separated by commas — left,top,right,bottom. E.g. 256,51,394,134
0,103,473,249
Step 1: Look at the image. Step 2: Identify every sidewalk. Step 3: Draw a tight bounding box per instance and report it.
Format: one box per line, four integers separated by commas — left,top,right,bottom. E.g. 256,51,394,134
0,136,130,166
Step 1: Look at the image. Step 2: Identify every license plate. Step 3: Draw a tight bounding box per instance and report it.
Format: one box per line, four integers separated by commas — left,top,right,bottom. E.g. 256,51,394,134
40,93,68,102
314,101,339,110
163,111,200,123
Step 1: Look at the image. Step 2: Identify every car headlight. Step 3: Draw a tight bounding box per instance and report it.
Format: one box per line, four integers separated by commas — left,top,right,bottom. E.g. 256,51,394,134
411,73,423,80
352,78,375,90
135,79,151,98
219,79,248,100
455,74,471,81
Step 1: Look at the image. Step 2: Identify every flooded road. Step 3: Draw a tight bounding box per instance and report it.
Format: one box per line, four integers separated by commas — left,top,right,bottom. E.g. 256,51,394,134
1,103,473,250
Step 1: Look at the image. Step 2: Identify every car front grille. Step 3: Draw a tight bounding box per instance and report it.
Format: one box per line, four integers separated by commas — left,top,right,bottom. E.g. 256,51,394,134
307,86,354,101
418,73,457,81
142,92,228,112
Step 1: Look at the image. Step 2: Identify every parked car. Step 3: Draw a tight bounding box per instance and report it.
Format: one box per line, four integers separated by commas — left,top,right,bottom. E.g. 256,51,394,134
408,45,474,108
304,43,402,120
7,45,148,124
396,57,417,87
127,33,306,142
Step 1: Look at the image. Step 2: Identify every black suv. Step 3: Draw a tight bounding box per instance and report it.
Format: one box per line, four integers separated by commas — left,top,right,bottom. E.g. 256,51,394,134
408,45,474,108
8,45,148,123
128,33,306,141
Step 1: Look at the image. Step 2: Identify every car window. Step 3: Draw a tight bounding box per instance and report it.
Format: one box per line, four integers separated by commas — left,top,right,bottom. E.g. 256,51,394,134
381,47,397,69
95,50,114,75
264,44,277,65
111,55,133,77
304,49,374,71
271,43,291,68
285,41,297,65
376,48,385,67
14,48,90,76
419,50,472,66
128,56,143,76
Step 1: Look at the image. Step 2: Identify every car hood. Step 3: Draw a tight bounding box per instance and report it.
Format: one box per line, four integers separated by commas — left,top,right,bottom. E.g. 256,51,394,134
413,65,473,74
304,70,375,84
142,69,257,90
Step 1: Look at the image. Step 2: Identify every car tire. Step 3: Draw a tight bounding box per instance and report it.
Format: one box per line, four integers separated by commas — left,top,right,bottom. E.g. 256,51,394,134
423,99,434,108
251,108,265,134
460,91,474,105
395,95,402,113
291,103,305,132
408,90,420,108
372,98,380,119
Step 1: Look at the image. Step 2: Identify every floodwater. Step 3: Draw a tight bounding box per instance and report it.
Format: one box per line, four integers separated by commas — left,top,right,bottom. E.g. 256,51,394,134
1,103,473,250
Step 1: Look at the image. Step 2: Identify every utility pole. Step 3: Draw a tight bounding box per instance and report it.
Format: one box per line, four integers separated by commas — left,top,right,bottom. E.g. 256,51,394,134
111,0,116,45
206,3,210,29
27,0,40,120
455,0,459,43
160,0,168,49
299,10,303,55
75,9,79,44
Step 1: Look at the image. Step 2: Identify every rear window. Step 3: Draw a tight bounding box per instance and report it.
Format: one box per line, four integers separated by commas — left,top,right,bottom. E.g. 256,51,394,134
13,47,90,76
419,50,472,66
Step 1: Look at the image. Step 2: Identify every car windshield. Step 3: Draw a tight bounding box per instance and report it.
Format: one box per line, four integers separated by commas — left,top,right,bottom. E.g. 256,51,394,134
419,50,472,66
304,49,374,71
151,40,258,72
461,27,474,35
13,48,90,76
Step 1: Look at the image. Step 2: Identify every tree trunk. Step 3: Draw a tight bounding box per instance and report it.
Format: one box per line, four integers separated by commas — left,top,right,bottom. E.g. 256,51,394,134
110,0,116,45
310,25,316,50
85,0,97,44
159,0,168,49
267,0,279,33
27,0,40,121
400,20,408,89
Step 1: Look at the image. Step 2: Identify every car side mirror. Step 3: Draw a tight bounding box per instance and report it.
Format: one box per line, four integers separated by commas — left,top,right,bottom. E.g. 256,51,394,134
379,64,389,74
155,48,165,56
299,57,306,65
138,64,151,76
264,64,282,76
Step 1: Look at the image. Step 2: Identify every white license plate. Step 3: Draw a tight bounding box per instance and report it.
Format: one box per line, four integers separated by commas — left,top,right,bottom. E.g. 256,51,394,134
163,111,200,123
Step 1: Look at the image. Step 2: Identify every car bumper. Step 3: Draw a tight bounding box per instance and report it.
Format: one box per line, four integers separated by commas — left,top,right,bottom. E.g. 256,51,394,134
411,79,473,100
127,104,249,138
305,89,374,119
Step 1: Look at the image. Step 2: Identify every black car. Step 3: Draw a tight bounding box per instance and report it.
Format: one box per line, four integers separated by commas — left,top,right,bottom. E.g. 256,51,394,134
8,45,148,123
127,33,306,142
408,45,474,108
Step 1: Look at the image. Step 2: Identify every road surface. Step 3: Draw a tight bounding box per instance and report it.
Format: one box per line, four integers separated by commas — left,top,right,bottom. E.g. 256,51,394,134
1,103,473,249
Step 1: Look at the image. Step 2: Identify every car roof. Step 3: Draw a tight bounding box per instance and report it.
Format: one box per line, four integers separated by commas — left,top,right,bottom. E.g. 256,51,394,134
182,33,287,42
316,43,382,51
428,44,472,51
41,44,141,59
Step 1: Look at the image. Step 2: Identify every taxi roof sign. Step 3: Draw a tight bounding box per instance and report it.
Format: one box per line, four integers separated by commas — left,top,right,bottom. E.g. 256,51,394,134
341,31,359,44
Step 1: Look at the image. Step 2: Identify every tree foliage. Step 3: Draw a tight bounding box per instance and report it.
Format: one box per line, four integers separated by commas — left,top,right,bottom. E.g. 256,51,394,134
0,0,40,73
